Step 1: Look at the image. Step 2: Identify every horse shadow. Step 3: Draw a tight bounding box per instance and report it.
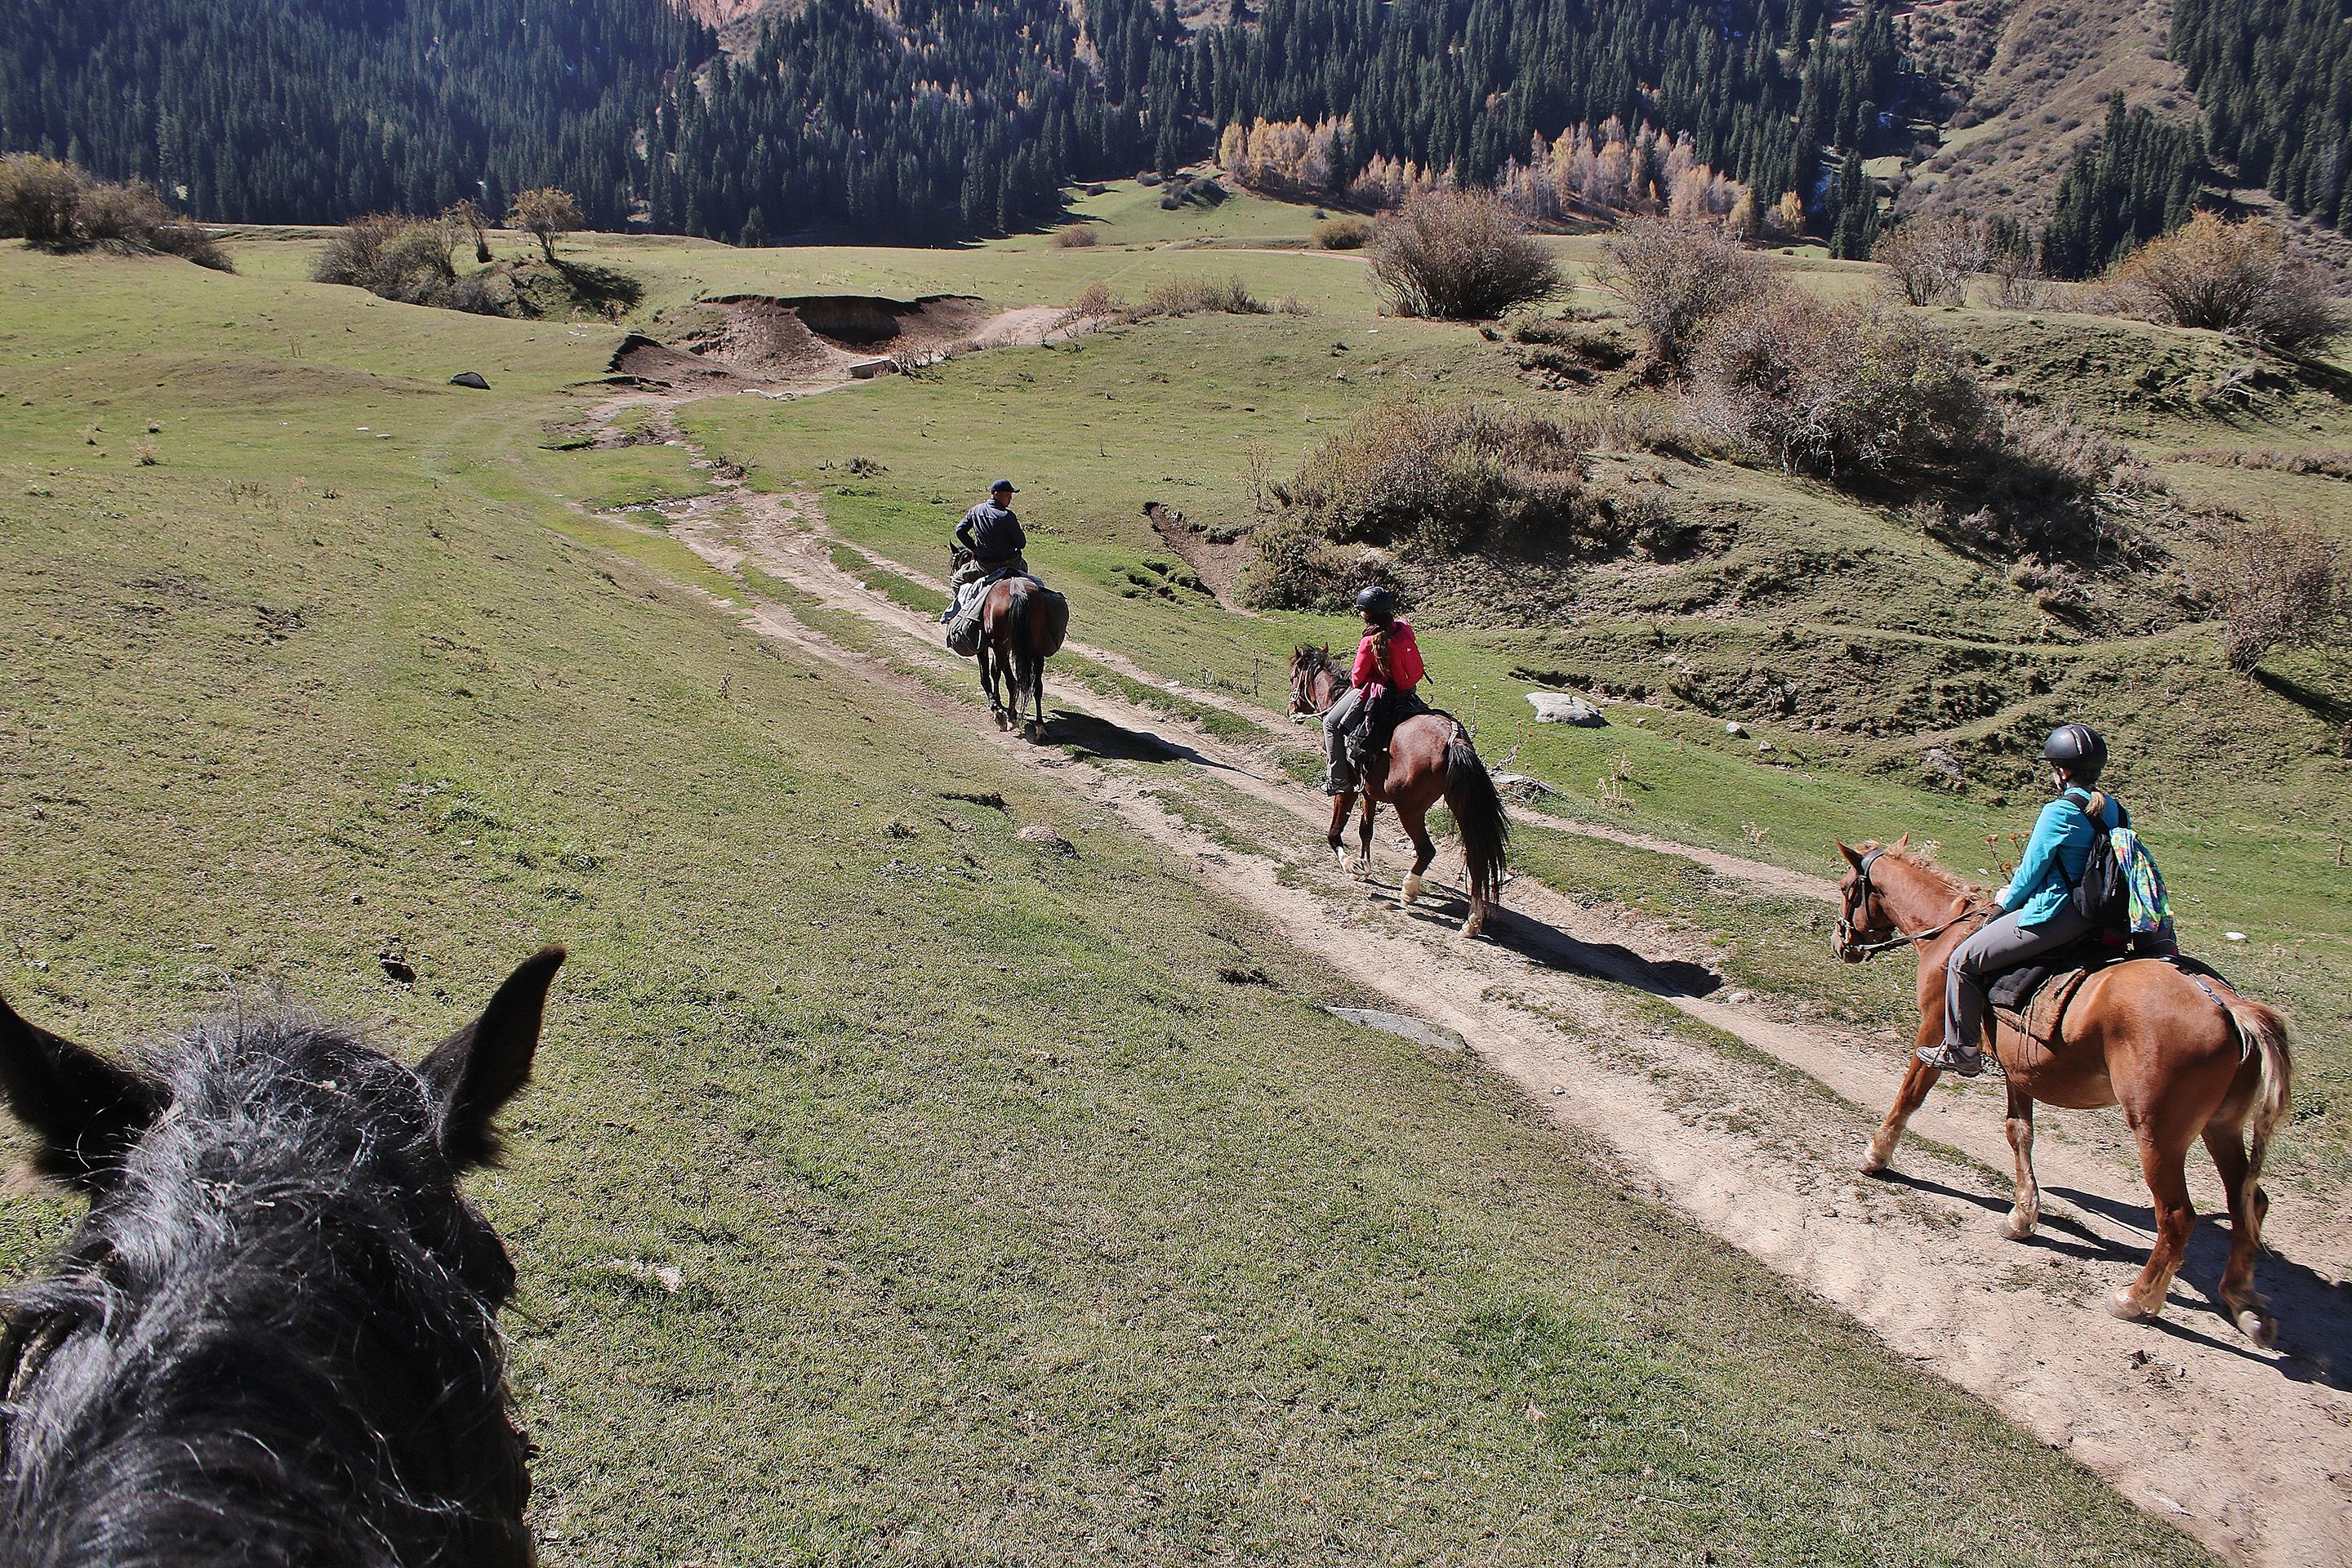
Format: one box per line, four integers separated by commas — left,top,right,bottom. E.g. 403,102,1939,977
1038,708,1249,779
2043,1183,2352,1387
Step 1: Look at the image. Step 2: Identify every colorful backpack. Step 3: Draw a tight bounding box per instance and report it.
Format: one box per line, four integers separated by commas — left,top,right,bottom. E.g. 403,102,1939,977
2065,790,2176,954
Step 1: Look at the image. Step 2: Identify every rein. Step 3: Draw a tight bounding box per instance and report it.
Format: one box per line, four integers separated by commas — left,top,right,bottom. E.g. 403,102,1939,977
1838,848,1994,960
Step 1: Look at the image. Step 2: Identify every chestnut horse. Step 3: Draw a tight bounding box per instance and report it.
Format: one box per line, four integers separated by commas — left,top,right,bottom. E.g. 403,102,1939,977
1834,840,2293,1343
1289,644,1509,938
978,575,1067,741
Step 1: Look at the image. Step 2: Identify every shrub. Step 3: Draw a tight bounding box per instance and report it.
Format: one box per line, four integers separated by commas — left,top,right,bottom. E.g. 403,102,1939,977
1275,397,1592,557
1598,216,1770,376
1130,274,1268,319
510,186,584,263
311,214,456,303
1236,517,1391,612
1053,225,1098,248
2208,512,2346,672
2104,214,2347,354
1312,215,1374,251
0,157,231,270
1873,215,1990,306
0,155,83,243
1688,289,1988,480
1368,189,1561,320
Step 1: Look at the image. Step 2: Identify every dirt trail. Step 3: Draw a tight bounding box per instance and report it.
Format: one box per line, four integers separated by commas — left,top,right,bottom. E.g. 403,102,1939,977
574,399,2352,1568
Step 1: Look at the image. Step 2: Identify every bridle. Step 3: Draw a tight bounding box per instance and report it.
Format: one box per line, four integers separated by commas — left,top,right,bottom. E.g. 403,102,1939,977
1289,648,1341,716
1835,848,1991,962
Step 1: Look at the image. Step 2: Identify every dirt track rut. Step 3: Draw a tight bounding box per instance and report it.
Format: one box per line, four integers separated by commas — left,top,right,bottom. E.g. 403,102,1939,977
578,399,2352,1567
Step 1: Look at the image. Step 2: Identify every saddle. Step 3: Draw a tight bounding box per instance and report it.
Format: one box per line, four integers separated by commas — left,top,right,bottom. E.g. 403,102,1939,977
1343,689,1432,773
1985,944,2230,1051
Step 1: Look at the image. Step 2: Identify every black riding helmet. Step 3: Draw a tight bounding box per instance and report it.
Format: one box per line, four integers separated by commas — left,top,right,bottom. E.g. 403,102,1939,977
2043,722,2107,786
1354,586,1396,621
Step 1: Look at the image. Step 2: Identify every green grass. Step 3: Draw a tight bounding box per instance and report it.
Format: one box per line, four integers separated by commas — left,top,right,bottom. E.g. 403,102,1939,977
662,229,2351,1182
0,227,2270,1565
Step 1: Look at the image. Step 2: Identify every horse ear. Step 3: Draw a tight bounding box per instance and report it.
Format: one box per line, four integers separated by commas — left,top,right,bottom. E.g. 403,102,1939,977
419,947,564,1170
1892,833,1910,852
0,991,164,1189
1836,842,1864,870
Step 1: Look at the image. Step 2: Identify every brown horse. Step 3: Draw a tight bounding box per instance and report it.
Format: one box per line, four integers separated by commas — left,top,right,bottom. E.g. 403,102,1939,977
978,575,1067,741
1833,840,2294,1343
1289,644,1509,938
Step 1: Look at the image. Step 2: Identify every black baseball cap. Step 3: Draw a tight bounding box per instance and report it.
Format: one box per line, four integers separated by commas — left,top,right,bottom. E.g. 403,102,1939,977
991,478,1018,493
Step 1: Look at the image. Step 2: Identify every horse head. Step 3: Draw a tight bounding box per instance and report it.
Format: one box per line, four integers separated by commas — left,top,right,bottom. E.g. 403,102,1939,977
1288,644,1338,717
1833,838,1907,963
0,947,564,1565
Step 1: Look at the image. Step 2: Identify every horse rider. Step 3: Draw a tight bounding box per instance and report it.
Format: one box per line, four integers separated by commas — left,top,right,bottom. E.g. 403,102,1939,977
1323,586,1425,795
953,479,1026,586
1918,723,2120,1077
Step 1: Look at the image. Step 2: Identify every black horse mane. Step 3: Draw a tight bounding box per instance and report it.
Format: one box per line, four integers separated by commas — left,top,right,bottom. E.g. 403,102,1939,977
0,999,541,1567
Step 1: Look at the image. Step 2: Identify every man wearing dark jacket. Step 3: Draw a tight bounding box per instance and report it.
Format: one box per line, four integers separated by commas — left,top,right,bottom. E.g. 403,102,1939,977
943,479,1029,626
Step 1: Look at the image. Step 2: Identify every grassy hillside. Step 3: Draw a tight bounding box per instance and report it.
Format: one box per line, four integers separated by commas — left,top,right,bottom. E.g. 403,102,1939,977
625,202,2350,1182
0,229,2240,1561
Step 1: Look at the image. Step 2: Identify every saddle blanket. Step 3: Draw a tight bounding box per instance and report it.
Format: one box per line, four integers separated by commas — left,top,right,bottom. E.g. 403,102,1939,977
1988,947,2231,1050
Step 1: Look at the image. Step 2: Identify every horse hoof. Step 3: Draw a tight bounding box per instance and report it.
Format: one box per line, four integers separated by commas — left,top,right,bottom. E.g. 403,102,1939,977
1860,1139,1892,1175
1460,913,1485,939
2236,1308,2279,1349
1330,843,1348,870
2002,1211,2036,1242
2106,1289,2156,1324
1399,872,1423,906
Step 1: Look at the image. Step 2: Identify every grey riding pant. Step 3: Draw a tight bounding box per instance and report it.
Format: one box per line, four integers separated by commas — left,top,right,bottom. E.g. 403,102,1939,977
1944,904,2096,1052
1322,686,1365,794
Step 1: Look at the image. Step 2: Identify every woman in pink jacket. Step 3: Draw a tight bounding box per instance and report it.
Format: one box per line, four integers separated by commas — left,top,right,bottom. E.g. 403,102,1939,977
1323,586,1424,794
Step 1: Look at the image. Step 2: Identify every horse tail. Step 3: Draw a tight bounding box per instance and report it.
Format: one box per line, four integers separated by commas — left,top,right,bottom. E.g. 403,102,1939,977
1441,724,1509,910
2226,994,2293,1212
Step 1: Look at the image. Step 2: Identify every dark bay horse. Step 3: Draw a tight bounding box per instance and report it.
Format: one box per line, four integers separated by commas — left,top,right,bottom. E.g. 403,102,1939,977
1834,841,2293,1343
0,948,565,1564
1290,644,1510,937
978,575,1067,741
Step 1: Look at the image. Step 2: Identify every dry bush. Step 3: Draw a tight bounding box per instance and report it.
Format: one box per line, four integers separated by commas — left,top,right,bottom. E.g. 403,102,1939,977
1129,274,1268,320
1312,215,1374,251
311,214,457,303
1688,289,1987,479
0,157,231,270
1873,215,1989,305
1987,232,2044,310
1274,397,1593,558
1236,518,1394,612
0,154,83,243
1052,225,1099,248
2207,511,2346,672
1369,189,1561,321
1597,216,1770,376
2105,214,2347,354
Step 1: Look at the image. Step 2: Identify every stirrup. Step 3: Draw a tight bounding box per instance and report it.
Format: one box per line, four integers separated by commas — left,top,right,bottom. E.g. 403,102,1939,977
1914,1041,1986,1078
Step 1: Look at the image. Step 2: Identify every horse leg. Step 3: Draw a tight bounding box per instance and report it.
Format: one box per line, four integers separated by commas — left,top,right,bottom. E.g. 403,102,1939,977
1396,804,1437,908
978,644,1002,726
1327,791,1354,868
1356,795,1377,876
1863,1020,1944,1174
2110,1130,2197,1323
2002,1085,2041,1241
2201,1123,2278,1348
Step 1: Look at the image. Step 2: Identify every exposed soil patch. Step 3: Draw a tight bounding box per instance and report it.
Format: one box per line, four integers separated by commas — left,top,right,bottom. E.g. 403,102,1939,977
1145,500,1252,607
610,295,1080,393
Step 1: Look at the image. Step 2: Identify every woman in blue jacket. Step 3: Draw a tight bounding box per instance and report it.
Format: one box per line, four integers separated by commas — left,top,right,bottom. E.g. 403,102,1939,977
1920,724,2121,1077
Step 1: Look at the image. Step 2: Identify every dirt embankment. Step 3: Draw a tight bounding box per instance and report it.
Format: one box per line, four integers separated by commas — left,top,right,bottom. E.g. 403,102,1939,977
608,293,1051,391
